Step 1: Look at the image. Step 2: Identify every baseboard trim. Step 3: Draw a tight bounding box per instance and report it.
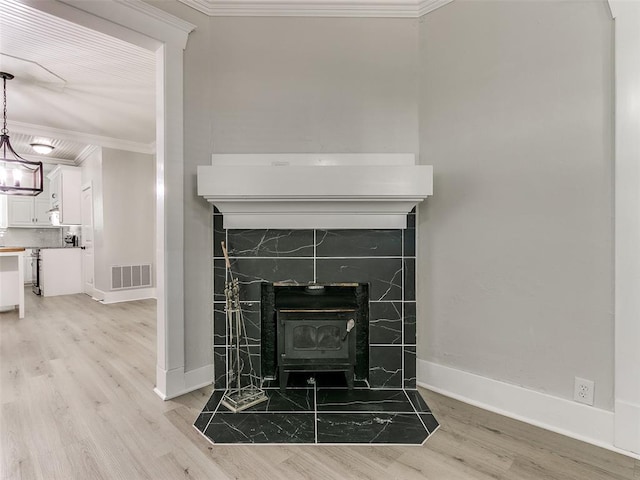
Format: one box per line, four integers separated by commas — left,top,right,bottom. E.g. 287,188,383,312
154,363,213,401
417,359,638,459
615,399,640,454
96,287,157,304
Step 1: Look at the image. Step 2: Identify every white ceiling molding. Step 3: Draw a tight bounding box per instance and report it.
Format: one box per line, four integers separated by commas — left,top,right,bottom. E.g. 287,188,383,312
198,154,433,229
177,0,453,18
9,121,155,156
417,0,452,17
75,145,101,165
56,0,196,49
19,153,77,167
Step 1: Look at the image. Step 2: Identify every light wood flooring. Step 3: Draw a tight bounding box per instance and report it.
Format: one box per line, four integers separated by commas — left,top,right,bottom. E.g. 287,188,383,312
1,291,637,479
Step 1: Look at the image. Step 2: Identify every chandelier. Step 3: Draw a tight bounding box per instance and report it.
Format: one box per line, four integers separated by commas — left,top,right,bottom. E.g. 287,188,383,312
0,72,43,196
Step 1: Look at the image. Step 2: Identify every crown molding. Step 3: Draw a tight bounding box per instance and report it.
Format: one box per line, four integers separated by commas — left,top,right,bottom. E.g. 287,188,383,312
55,0,196,49
9,121,156,157
20,154,77,167
417,0,452,17
176,0,453,17
112,0,197,34
75,145,101,165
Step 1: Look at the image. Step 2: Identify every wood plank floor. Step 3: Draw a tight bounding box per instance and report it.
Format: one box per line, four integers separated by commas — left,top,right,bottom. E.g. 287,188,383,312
1,292,637,479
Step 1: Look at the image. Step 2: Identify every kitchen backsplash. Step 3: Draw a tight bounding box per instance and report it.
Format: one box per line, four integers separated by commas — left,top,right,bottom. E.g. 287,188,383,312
0,226,80,248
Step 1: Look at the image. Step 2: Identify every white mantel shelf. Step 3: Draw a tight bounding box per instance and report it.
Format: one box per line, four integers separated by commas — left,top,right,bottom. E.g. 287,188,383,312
197,154,433,229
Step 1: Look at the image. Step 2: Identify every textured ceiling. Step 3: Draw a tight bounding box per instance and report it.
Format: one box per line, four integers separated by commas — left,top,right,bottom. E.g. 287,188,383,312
0,0,156,162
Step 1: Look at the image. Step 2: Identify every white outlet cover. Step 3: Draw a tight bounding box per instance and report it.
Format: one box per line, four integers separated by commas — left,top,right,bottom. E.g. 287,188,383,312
574,377,595,406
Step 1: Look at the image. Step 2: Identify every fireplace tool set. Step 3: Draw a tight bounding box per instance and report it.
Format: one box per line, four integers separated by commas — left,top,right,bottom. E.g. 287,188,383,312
219,242,268,412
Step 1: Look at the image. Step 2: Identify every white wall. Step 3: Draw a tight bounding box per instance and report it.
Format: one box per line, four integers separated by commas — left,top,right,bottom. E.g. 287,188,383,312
100,148,155,292
81,147,155,294
207,17,419,154
418,0,614,410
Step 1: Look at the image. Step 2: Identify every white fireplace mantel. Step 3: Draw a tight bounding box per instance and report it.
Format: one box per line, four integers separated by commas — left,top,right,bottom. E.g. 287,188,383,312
197,154,433,229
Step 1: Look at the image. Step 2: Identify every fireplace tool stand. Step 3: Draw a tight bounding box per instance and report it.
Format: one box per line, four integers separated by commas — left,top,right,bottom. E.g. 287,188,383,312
220,242,268,413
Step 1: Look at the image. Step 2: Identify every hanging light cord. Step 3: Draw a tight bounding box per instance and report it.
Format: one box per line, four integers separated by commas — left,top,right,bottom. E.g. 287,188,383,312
2,75,7,136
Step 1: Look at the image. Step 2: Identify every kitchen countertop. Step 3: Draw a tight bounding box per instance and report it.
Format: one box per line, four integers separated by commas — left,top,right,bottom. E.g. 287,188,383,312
0,247,26,253
1,246,80,250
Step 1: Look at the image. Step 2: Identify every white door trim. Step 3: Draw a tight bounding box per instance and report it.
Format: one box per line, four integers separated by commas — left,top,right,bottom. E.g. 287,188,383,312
607,0,640,456
81,182,96,298
29,0,196,400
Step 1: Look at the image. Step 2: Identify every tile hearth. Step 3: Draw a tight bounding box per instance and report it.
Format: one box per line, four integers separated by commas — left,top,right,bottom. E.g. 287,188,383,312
194,377,438,445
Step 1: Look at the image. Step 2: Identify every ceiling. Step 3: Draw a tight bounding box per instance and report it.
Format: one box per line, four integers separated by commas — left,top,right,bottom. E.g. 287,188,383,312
0,0,156,164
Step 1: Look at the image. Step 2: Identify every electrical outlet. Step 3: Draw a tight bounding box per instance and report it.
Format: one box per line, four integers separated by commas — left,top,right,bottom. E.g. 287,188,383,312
574,377,595,406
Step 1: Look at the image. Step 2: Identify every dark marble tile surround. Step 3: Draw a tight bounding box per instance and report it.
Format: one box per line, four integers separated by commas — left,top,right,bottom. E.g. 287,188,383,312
213,210,417,390
195,382,438,445
200,210,437,446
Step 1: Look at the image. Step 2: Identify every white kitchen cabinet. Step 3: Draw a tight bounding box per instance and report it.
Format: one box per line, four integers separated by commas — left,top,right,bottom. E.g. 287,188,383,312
40,248,82,297
0,195,6,229
6,179,55,227
47,166,81,225
0,249,24,318
23,249,34,284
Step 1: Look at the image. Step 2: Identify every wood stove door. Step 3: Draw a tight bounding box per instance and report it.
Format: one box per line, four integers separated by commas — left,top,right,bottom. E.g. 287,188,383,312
285,320,348,360
278,310,356,364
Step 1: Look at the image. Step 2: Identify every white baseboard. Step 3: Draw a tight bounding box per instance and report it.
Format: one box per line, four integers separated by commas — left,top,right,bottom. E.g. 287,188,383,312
417,359,638,459
95,287,157,304
154,363,214,401
615,399,640,454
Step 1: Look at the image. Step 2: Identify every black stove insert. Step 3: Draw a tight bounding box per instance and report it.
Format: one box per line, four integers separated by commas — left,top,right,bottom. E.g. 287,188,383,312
262,283,369,390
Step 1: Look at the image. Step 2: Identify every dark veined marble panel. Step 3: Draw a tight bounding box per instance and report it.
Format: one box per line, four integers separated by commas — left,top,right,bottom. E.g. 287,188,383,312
404,302,416,345
227,229,314,258
316,229,402,257
204,413,316,444
213,303,227,346
369,302,402,345
369,346,403,388
213,259,228,303
404,213,416,257
213,214,226,258
194,412,212,431
316,389,414,412
316,413,429,444
217,388,314,413
201,390,225,413
236,301,261,345
316,258,402,301
213,347,227,390
235,345,262,386
405,389,431,413
404,257,415,301
420,413,440,434
215,303,260,347
403,346,417,389
228,258,314,301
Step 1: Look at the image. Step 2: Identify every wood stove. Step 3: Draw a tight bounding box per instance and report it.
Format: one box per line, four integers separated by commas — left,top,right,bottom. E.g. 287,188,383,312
274,284,364,390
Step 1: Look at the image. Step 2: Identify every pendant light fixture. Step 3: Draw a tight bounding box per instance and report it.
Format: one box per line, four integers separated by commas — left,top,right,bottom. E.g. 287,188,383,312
0,72,44,196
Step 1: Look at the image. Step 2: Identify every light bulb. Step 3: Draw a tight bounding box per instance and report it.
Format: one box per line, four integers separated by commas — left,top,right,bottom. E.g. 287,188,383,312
13,168,22,187
0,166,6,185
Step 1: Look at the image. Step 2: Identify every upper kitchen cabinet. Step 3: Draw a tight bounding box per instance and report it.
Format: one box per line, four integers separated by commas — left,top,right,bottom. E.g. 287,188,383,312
47,166,81,225
6,178,55,227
